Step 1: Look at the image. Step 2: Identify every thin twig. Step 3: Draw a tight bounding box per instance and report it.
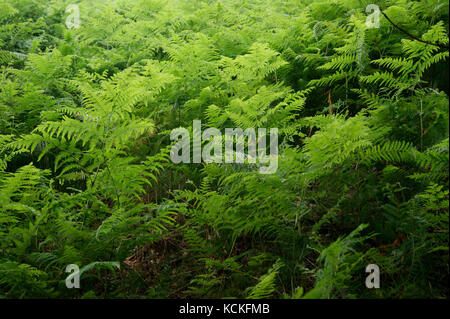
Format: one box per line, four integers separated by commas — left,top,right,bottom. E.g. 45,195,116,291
380,8,449,50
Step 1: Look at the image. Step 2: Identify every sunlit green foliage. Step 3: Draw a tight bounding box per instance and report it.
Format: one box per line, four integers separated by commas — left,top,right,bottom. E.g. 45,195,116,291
0,0,448,298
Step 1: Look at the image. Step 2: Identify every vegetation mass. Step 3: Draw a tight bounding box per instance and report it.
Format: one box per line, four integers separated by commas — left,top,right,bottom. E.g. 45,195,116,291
0,0,448,298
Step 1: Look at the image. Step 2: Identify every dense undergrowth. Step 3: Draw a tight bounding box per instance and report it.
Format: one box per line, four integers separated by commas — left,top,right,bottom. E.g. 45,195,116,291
0,0,448,299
